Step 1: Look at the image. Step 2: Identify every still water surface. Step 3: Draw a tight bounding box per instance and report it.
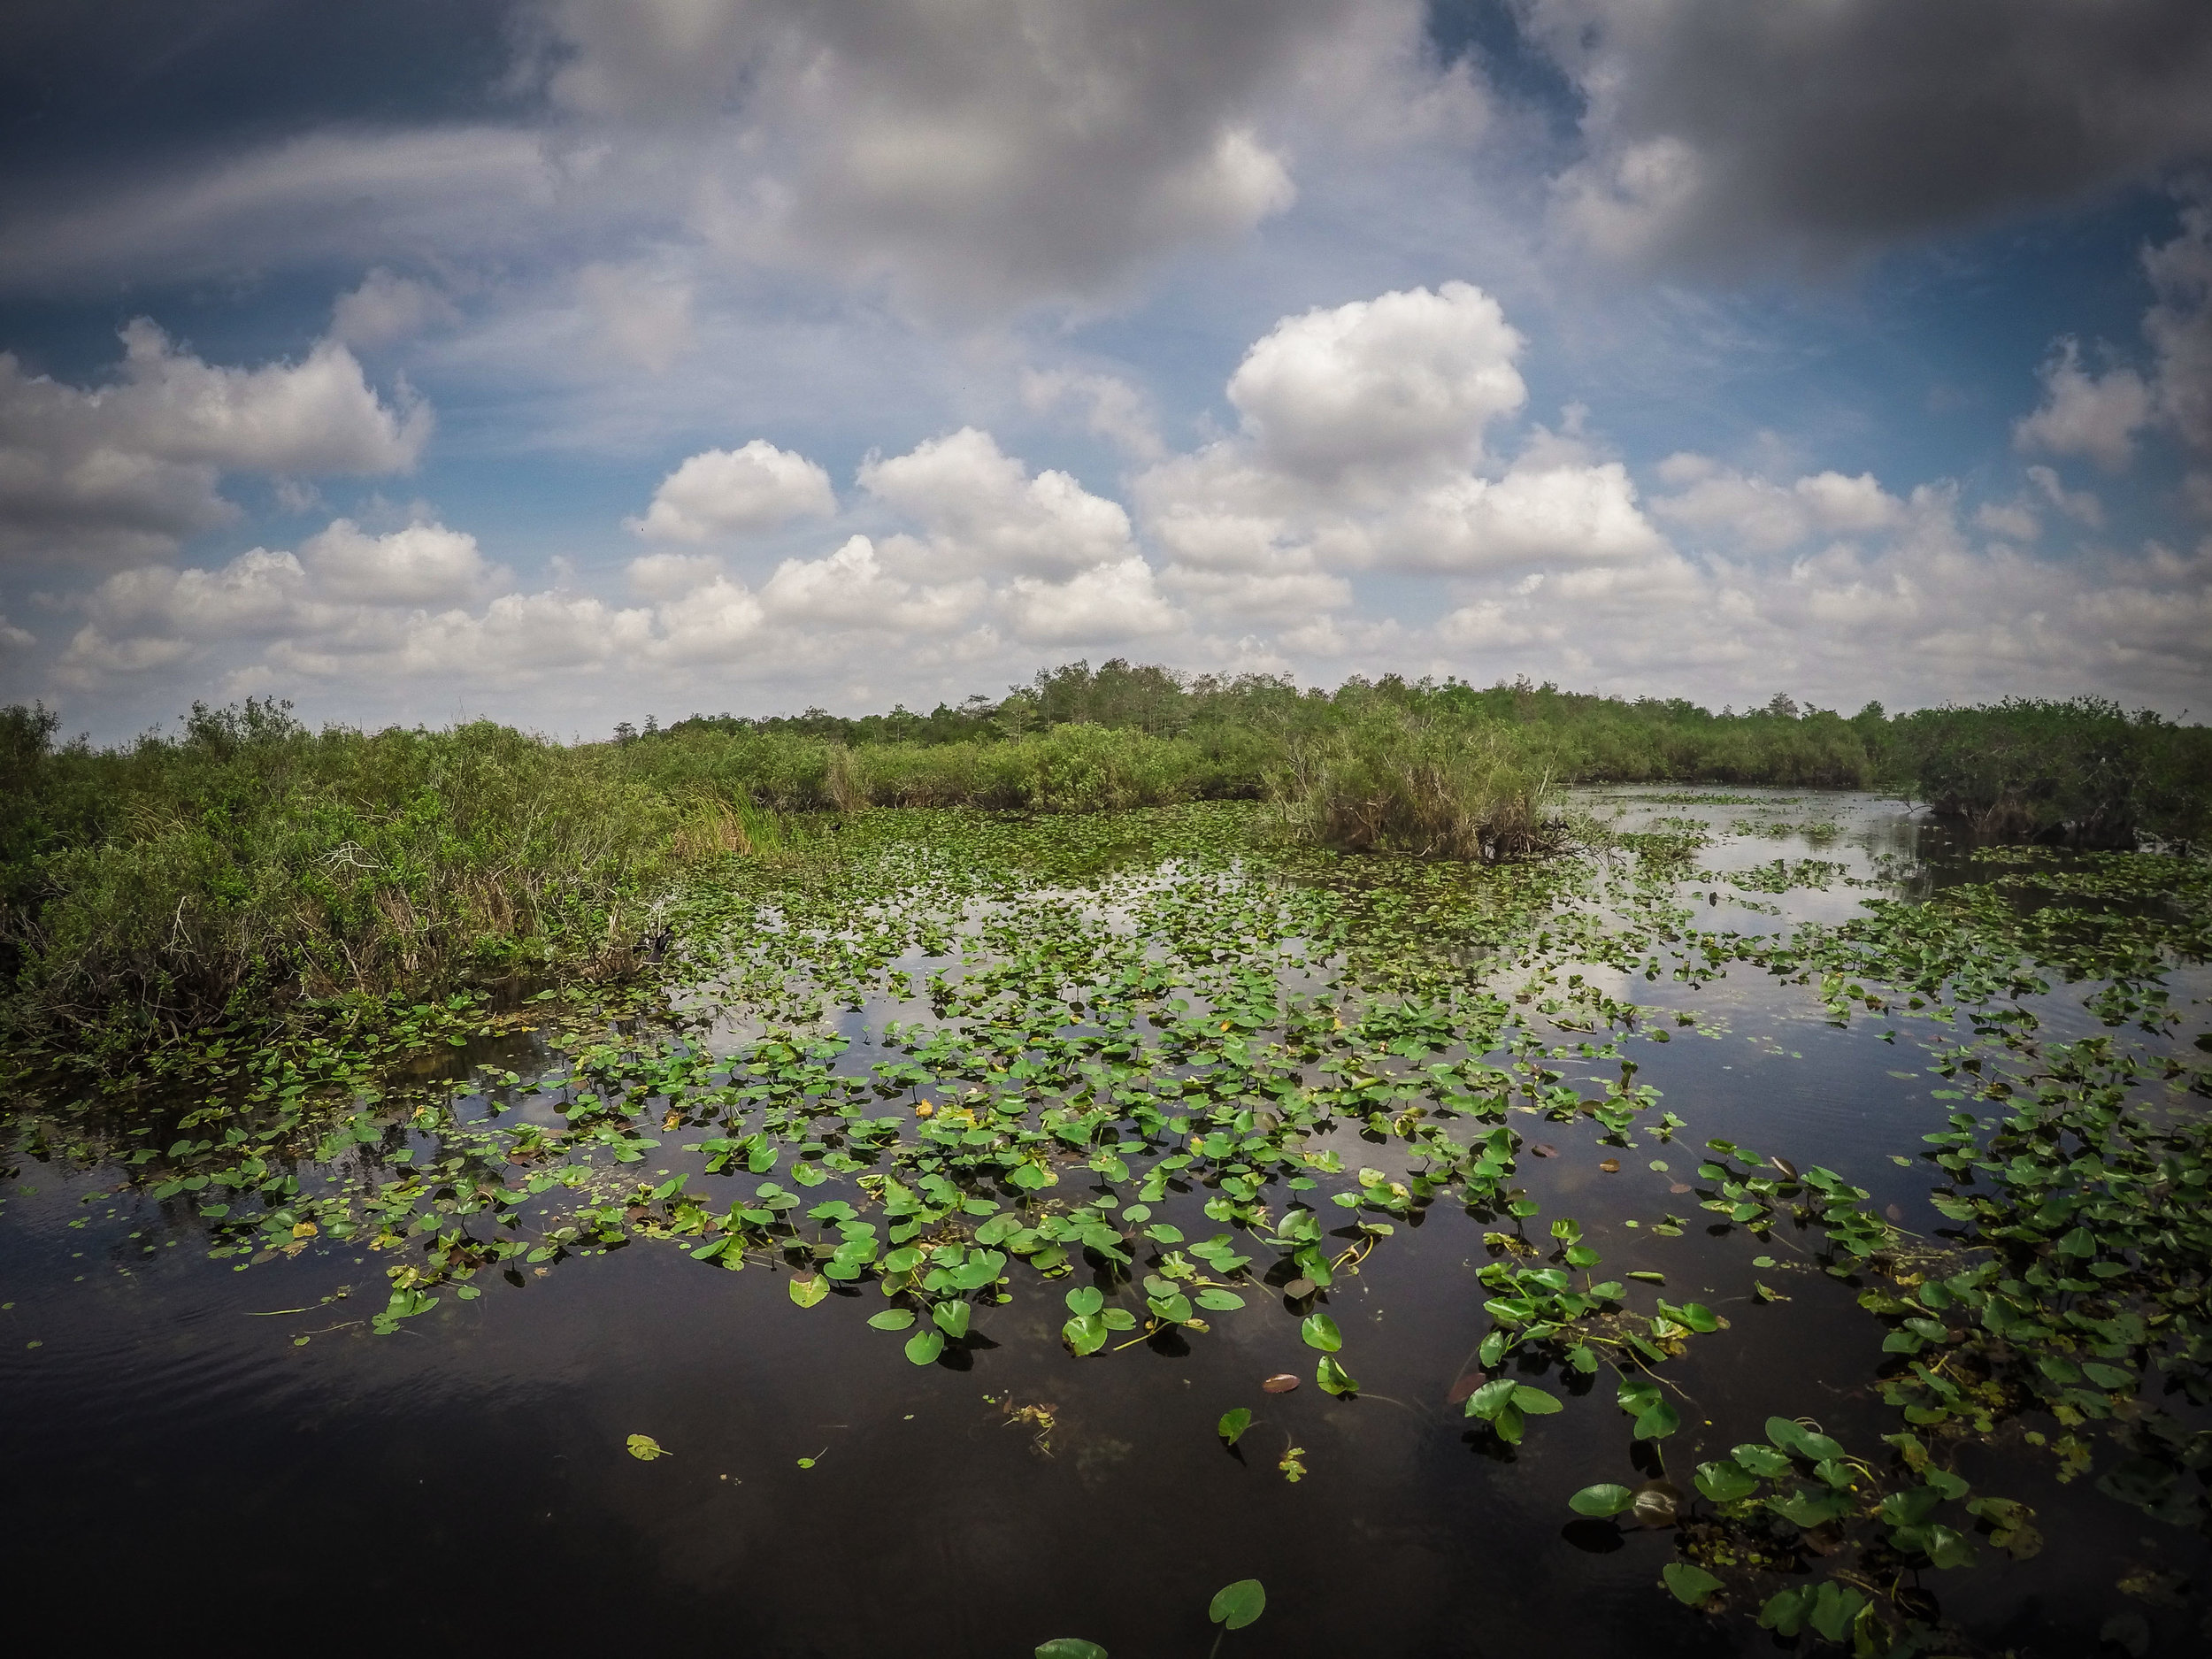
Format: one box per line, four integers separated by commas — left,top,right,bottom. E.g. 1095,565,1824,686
4,789,2204,1654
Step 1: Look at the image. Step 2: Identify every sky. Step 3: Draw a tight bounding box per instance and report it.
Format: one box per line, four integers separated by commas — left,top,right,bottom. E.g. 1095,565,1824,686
2,0,2209,742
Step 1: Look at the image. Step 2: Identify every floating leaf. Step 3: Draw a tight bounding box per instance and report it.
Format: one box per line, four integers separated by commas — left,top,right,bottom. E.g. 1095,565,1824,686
867,1308,917,1331
625,1433,669,1461
1662,1561,1722,1606
1570,1483,1636,1517
1261,1372,1301,1394
788,1274,828,1309
932,1301,972,1339
1765,1417,1845,1463
904,1328,945,1366
1283,1277,1316,1300
1694,1460,1759,1503
1036,1643,1109,1659
1208,1579,1266,1631
1064,1286,1103,1317
1299,1311,1342,1352
1315,1355,1357,1396
1598,1158,1621,1173
1217,1407,1252,1446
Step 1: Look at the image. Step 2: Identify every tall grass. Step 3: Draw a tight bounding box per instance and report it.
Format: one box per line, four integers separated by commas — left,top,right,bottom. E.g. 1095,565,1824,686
3,702,680,1052
1269,709,1564,861
5,668,2203,1059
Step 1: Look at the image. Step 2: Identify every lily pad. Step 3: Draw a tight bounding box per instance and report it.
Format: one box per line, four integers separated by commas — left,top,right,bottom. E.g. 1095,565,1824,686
1662,1561,1723,1606
1208,1579,1266,1631
625,1433,669,1461
1569,1483,1636,1517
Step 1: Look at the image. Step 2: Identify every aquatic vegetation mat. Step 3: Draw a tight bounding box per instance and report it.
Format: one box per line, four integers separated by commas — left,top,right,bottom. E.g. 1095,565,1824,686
4,797,2208,1654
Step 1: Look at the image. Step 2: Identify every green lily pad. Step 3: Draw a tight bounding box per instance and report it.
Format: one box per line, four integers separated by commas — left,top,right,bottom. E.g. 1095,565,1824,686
1208,1579,1266,1631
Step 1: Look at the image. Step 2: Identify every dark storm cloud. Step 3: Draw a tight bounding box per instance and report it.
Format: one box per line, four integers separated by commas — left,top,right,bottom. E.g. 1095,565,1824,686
0,0,516,165
1521,0,2212,265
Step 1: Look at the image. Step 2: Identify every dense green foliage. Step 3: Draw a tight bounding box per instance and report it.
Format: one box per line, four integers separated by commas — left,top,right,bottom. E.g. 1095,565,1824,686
3,664,2203,1058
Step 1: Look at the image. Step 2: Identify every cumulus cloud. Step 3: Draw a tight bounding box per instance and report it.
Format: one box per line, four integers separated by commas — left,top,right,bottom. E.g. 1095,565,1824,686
1226,281,1525,479
1134,281,1670,600
860,427,1138,578
2013,339,2153,472
631,440,837,541
300,519,499,605
0,321,431,561
1422,486,2212,712
1002,557,1178,644
626,550,724,598
2026,464,2105,529
1650,459,1909,552
1526,0,2212,268
2011,194,2212,498
758,534,981,632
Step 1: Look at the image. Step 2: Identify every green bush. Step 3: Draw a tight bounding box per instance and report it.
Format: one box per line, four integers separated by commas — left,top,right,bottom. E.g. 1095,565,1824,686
1270,709,1564,861
1886,698,2211,846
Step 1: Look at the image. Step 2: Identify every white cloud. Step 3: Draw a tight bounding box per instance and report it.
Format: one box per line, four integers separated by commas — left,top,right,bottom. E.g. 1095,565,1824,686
631,440,837,541
2013,338,2153,472
1020,368,1165,461
1226,281,1525,479
84,547,311,641
2025,464,2105,528
331,268,459,350
1651,462,1908,552
1974,501,2042,542
1133,280,1669,586
301,519,498,605
758,534,981,631
0,321,431,561
626,550,724,599
1002,556,1179,644
1382,461,1670,570
860,427,1137,577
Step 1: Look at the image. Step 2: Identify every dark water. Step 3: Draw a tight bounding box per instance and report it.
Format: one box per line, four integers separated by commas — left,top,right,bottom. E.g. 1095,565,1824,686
4,790,2204,1655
